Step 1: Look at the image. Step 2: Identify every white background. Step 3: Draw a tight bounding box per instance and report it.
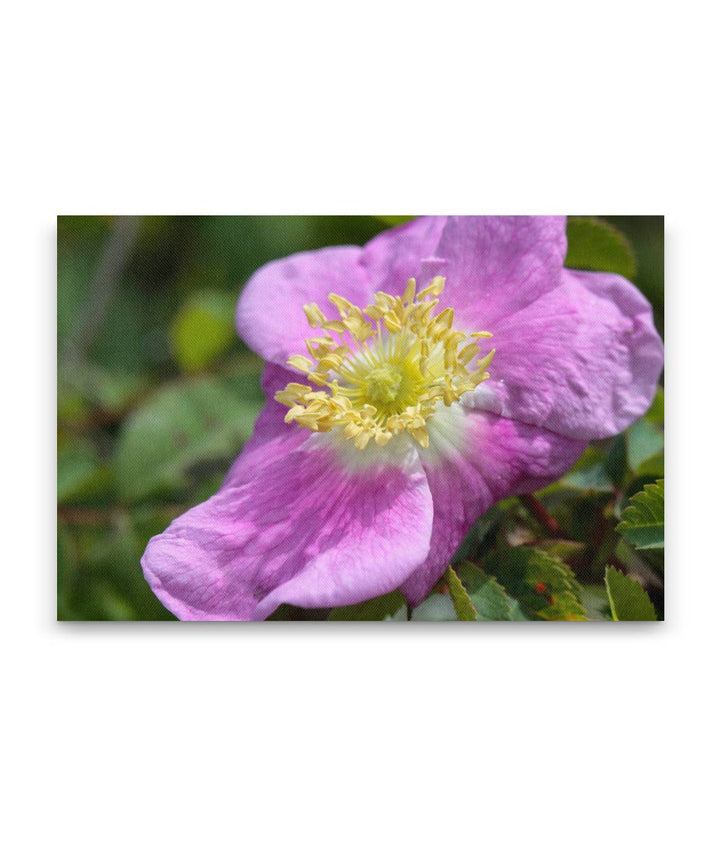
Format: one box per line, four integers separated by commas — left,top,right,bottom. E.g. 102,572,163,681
2,1,716,854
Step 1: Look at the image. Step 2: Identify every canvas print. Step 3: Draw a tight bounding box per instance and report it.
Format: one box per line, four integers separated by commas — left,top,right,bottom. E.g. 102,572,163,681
57,216,664,621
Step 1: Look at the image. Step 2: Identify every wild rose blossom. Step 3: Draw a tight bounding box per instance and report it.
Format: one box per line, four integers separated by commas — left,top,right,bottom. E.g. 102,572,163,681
141,217,664,620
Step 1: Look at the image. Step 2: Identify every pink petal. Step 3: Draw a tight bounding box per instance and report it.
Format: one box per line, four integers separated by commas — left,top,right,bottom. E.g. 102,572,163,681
432,216,568,332
141,437,433,620
401,408,585,606
235,246,374,366
465,268,664,439
359,217,447,292
224,362,309,482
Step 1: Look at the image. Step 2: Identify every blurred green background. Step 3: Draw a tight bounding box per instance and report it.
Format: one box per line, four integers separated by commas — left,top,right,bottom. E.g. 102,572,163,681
57,216,663,620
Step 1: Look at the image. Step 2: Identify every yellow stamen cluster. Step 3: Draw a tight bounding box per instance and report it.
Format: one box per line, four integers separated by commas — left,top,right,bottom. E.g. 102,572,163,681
274,276,495,450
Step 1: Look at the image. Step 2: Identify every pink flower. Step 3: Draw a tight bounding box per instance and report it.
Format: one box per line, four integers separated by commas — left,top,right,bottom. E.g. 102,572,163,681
141,217,663,620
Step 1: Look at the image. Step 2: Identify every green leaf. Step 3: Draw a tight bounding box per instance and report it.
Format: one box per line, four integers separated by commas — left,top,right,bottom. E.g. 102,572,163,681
57,437,114,504
636,452,664,478
115,375,262,503
444,565,478,620
374,216,415,227
605,433,628,487
455,560,521,620
169,290,237,372
450,504,505,563
377,594,457,621
627,418,664,473
565,216,637,280
558,447,614,493
580,584,612,621
533,539,587,562
614,536,663,587
645,387,664,427
406,594,457,621
604,565,657,620
482,547,586,620
617,479,664,550
58,361,147,426
328,591,406,621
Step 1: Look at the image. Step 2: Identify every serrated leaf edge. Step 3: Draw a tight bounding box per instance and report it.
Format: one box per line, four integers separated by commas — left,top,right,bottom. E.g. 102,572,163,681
616,478,664,549
604,564,657,621
444,565,478,621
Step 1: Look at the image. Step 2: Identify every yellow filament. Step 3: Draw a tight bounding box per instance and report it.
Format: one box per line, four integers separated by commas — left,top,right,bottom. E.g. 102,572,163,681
275,276,495,449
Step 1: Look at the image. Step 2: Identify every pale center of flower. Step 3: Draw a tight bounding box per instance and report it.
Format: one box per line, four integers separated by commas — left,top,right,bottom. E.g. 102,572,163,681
274,276,495,450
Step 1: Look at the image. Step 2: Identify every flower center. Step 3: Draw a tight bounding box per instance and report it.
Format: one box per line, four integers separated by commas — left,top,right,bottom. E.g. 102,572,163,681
275,276,495,450
365,365,404,405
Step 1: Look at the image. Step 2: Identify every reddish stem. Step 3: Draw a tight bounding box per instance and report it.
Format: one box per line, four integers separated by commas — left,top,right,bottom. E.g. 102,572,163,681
518,494,567,538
